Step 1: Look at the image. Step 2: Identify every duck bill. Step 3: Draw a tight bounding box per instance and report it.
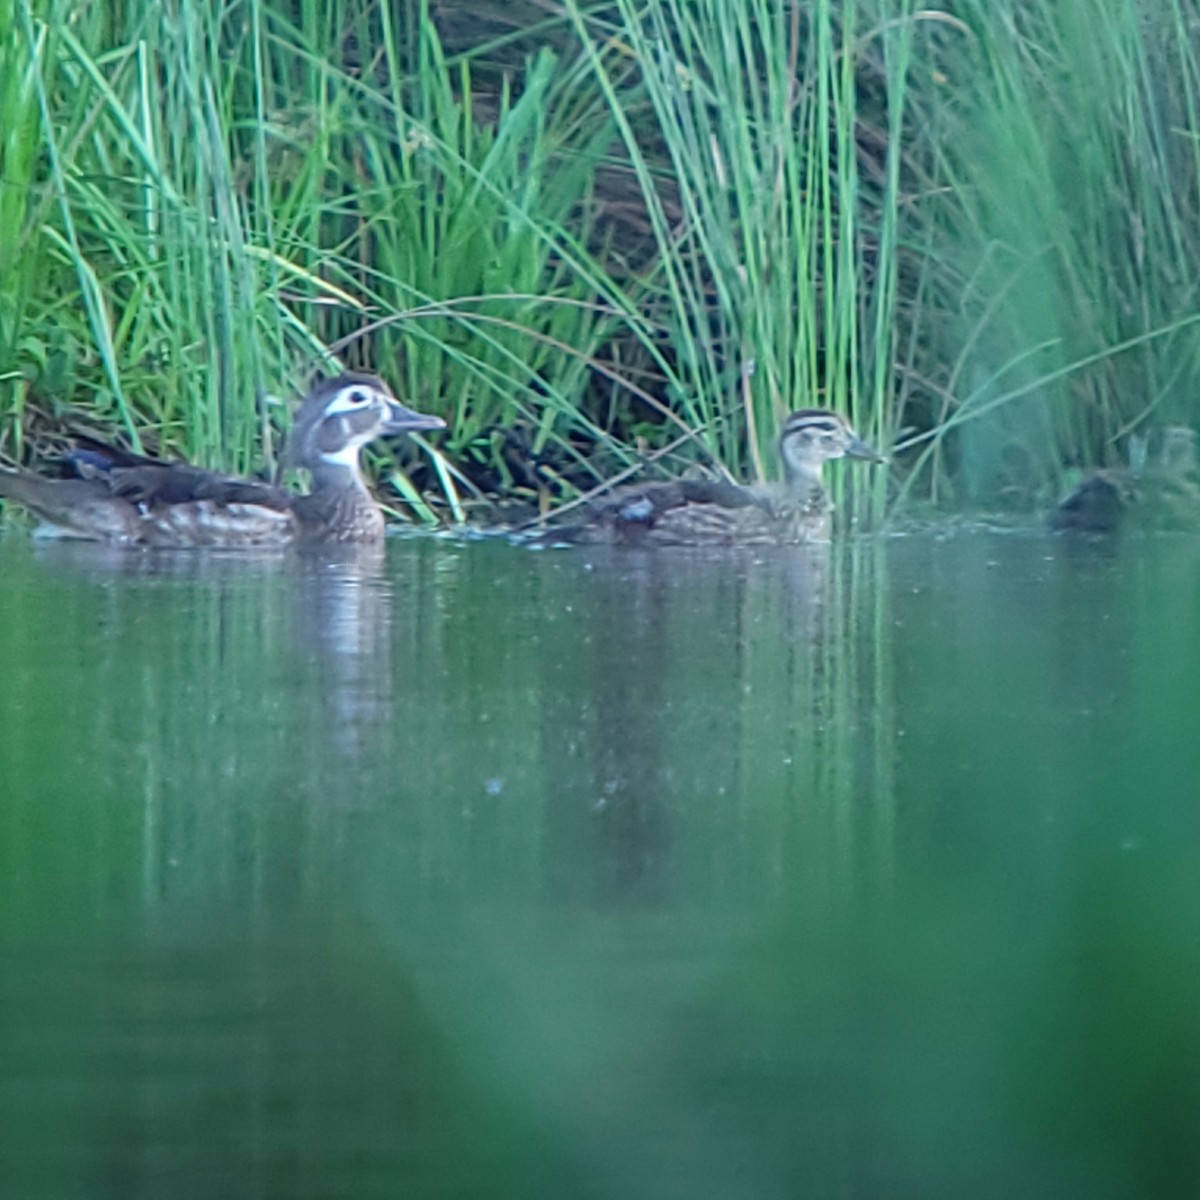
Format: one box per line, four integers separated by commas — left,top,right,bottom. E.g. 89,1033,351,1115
384,401,447,434
844,433,886,463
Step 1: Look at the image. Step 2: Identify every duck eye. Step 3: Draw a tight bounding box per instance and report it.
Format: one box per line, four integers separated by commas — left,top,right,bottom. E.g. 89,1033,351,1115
345,389,369,406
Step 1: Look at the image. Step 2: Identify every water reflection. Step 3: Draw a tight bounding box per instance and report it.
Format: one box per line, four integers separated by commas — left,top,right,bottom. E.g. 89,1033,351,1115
1,530,1198,1199
540,548,677,908
521,540,884,911
281,544,398,792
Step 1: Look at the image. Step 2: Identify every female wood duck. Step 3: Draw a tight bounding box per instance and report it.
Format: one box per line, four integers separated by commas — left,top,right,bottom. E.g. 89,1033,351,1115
1052,425,1200,533
546,409,885,546
0,373,445,546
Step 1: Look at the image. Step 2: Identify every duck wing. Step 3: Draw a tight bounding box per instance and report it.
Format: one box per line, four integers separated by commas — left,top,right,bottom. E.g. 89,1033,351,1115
1,435,296,545
67,434,291,510
536,478,766,544
104,463,291,509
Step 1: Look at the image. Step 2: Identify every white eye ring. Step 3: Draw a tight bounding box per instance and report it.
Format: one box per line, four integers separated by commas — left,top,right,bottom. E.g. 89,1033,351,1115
327,386,375,414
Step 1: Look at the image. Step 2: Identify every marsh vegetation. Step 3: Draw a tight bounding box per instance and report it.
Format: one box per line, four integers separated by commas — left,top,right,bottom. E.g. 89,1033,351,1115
3,0,1200,521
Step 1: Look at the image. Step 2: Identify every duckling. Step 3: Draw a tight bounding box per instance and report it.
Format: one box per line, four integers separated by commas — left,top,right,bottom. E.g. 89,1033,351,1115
544,409,884,546
0,373,445,546
1052,426,1200,533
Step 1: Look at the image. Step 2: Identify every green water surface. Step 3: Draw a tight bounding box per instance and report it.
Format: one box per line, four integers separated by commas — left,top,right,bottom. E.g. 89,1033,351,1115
1,529,1198,1199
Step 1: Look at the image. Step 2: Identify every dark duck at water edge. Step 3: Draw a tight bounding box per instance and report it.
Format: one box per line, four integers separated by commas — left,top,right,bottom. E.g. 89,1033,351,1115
0,373,445,546
540,409,885,546
1051,425,1200,534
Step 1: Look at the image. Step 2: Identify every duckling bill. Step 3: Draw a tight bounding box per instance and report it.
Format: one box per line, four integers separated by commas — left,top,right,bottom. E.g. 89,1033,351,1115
544,409,884,546
0,373,445,546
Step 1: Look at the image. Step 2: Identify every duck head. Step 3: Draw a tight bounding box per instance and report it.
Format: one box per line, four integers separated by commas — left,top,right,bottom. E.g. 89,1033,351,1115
284,372,446,480
778,409,885,486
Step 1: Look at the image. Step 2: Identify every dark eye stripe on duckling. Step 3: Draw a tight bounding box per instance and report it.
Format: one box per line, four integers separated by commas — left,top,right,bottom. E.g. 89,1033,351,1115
783,411,847,434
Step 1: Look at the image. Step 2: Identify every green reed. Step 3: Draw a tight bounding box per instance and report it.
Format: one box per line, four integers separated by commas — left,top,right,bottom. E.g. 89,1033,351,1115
561,0,906,491
5,0,1200,514
581,0,1200,507
897,0,1200,507
0,0,641,509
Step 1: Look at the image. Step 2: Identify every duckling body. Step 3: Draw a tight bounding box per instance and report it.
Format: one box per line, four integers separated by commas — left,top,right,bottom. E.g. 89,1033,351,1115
1052,426,1200,534
0,373,444,546
548,410,883,546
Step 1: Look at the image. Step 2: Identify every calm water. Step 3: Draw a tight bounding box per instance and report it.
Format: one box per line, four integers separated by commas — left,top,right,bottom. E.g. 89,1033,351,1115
1,527,1198,1199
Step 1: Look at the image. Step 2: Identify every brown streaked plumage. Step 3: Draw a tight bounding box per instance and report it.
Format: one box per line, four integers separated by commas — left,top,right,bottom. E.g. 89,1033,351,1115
543,409,885,546
0,372,445,546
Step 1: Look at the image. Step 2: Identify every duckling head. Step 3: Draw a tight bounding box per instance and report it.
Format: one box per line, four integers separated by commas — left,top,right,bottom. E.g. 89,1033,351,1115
778,409,885,486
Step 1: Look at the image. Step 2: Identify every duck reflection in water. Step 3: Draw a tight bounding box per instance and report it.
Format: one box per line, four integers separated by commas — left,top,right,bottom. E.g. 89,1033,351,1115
540,541,838,909
289,543,398,779
17,538,401,805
